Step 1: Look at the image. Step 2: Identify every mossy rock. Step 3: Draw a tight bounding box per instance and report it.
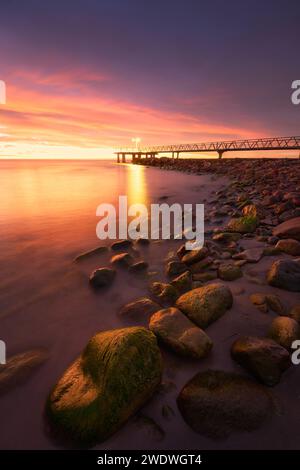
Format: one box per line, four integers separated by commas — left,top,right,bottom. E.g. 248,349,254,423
47,327,162,443
226,215,258,234
176,283,233,328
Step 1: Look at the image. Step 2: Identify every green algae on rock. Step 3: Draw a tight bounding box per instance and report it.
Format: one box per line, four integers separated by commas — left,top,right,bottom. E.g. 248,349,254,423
226,215,258,234
47,327,162,443
175,283,233,328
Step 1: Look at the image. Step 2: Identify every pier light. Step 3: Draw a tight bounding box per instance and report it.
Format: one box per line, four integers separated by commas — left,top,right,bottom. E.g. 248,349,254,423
132,137,141,150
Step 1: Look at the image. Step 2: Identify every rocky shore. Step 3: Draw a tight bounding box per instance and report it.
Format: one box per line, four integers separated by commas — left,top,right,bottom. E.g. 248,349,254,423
1,157,300,448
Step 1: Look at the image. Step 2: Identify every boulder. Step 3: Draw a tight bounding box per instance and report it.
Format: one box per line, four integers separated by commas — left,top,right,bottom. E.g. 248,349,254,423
166,261,187,277
242,204,262,219
149,307,213,359
273,217,300,241
89,267,116,288
232,248,263,263
0,349,48,396
171,271,192,293
176,283,233,328
181,247,209,266
150,282,178,306
268,316,300,350
250,293,285,315
111,240,132,250
128,261,148,274
193,272,218,282
189,257,213,273
212,232,241,243
218,264,243,281
110,252,133,268
267,259,300,291
47,327,162,443
231,336,290,386
177,370,274,438
289,304,300,323
74,246,108,262
119,298,160,324
226,215,258,234
275,239,300,256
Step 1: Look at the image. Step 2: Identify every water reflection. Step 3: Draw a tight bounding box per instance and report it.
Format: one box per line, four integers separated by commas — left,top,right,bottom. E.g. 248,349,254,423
126,163,148,207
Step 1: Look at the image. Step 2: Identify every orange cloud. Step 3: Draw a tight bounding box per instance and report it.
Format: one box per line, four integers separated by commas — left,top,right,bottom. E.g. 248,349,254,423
0,68,270,159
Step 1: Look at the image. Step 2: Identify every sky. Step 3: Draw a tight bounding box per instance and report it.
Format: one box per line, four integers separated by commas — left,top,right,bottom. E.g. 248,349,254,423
0,0,299,159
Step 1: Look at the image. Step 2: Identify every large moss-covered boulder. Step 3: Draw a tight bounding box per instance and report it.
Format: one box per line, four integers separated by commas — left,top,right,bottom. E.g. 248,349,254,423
176,283,233,328
47,327,162,443
149,307,213,359
177,370,274,438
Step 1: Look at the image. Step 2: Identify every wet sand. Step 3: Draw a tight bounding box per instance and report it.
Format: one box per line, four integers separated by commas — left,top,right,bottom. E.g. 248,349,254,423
0,159,300,449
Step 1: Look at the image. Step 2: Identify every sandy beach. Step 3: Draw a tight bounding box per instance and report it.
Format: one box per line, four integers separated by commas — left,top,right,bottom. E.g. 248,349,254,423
0,158,300,449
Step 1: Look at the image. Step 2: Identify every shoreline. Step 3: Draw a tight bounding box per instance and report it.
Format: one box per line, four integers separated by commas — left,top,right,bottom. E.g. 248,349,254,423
0,159,300,449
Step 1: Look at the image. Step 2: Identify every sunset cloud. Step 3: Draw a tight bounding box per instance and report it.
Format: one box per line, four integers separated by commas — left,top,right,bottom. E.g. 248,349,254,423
0,0,299,158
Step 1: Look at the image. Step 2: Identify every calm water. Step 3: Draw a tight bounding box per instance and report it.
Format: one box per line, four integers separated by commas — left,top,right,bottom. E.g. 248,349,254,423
1,159,298,450
0,159,227,449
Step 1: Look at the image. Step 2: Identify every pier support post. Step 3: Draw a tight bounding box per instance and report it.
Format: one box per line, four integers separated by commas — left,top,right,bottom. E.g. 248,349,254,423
177,152,180,159
122,154,126,163
117,153,120,163
218,150,224,159
172,152,175,160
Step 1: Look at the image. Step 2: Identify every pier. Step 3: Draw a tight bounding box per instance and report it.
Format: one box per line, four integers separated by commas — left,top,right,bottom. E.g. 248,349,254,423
115,136,300,162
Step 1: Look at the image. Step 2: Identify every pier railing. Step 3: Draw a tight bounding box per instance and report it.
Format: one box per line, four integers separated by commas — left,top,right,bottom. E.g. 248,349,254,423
115,136,300,161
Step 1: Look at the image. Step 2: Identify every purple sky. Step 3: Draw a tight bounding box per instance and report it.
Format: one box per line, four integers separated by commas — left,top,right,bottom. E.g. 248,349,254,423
0,0,299,157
